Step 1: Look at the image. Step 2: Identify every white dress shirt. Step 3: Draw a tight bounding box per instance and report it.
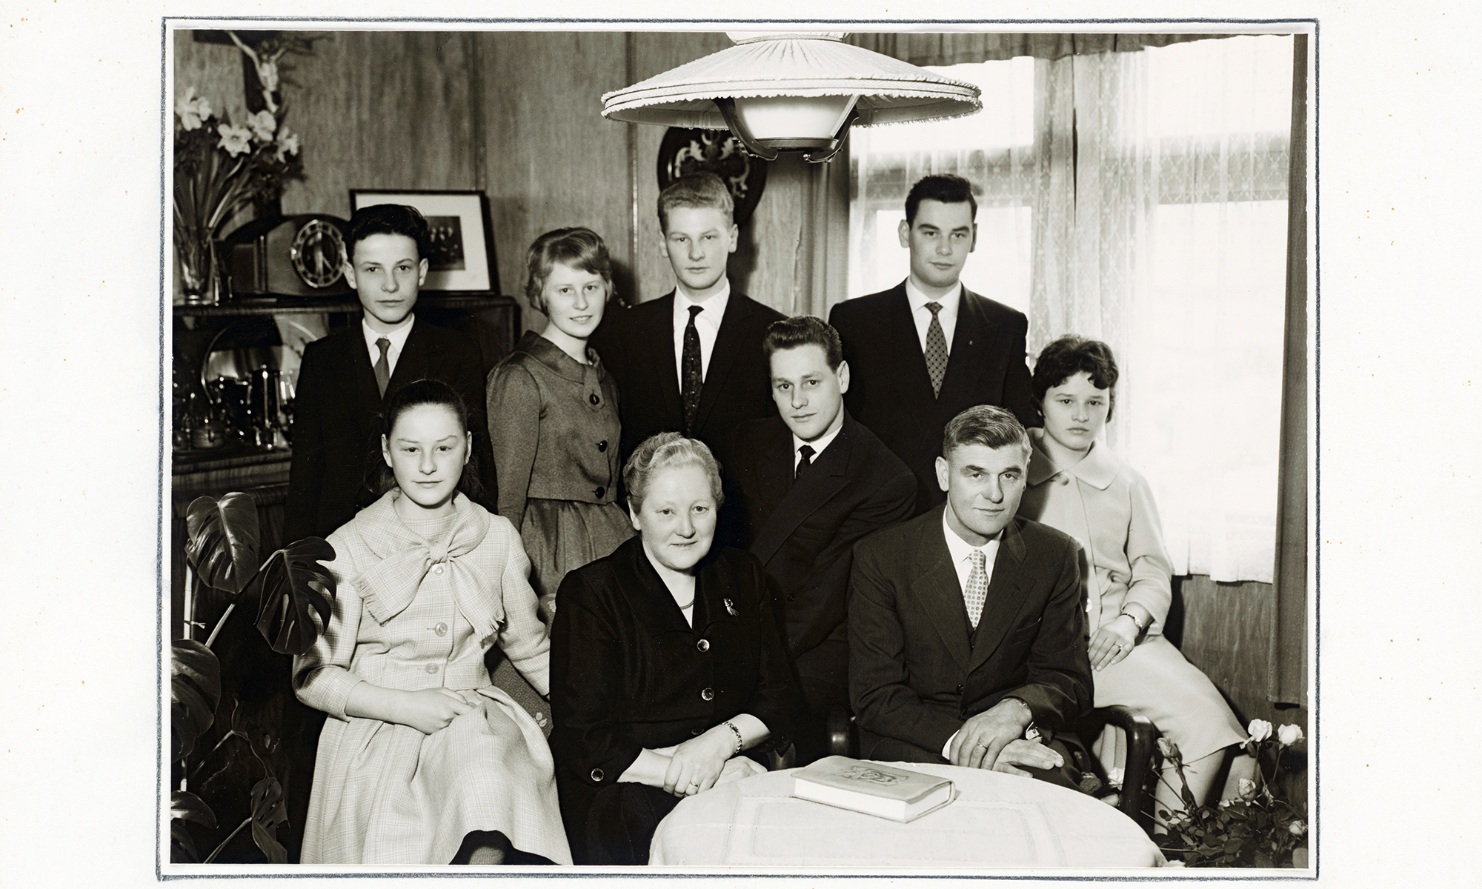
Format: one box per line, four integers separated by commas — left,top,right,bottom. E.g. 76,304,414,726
671,280,731,392
905,278,963,355
363,314,415,377
792,420,844,474
940,509,1003,757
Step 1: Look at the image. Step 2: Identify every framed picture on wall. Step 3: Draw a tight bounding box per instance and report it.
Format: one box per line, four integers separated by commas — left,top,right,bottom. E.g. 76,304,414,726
348,189,498,293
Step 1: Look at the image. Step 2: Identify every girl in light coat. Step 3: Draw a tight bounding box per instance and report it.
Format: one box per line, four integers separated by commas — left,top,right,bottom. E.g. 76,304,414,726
1017,336,1248,819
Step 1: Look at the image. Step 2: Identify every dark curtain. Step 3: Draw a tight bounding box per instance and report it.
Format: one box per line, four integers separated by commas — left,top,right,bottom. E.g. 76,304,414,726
846,32,1237,65
1269,34,1310,707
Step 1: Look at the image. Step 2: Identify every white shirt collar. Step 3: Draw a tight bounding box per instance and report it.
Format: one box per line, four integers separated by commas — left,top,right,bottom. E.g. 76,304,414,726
905,277,963,318
941,508,1002,589
674,278,731,320
792,416,844,469
363,314,415,370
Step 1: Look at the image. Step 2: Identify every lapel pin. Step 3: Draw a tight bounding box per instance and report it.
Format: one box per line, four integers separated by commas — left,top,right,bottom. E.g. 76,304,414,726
723,598,738,616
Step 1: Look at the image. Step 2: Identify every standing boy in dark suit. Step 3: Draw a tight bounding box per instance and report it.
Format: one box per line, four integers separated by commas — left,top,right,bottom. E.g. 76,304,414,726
849,406,1092,789
593,173,783,469
829,174,1038,515
729,316,916,762
285,204,491,541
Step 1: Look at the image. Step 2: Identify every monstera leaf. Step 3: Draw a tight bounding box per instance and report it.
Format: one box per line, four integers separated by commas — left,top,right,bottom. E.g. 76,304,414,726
185,492,261,596
253,537,336,656
170,640,221,761
169,790,216,862
248,777,289,864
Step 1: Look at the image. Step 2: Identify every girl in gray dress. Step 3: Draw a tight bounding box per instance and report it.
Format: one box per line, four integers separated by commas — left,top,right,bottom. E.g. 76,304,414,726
484,228,634,730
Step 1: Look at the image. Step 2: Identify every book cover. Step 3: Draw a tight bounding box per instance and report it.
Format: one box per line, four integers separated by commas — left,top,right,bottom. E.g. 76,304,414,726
791,756,956,822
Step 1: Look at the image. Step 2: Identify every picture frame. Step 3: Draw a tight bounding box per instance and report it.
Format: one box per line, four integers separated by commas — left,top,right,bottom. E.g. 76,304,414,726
348,189,498,293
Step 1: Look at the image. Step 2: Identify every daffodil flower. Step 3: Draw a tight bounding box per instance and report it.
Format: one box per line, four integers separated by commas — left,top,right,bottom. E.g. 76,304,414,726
175,87,212,131
217,123,253,157
274,129,301,162
247,109,277,142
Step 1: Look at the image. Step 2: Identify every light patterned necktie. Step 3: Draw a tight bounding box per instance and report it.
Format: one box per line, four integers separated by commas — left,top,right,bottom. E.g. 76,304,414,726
681,305,703,432
924,301,948,397
965,549,988,629
374,337,392,397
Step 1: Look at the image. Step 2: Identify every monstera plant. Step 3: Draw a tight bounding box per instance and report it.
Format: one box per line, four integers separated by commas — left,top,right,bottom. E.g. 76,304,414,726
171,491,335,863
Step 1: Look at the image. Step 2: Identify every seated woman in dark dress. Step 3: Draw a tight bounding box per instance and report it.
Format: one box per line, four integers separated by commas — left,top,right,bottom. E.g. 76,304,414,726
549,432,801,865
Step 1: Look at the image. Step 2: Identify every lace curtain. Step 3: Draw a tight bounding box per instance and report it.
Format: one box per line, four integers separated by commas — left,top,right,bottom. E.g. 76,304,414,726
847,35,1294,582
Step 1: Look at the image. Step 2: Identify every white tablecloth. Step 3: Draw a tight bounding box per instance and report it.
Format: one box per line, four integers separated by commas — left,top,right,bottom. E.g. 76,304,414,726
649,761,1164,868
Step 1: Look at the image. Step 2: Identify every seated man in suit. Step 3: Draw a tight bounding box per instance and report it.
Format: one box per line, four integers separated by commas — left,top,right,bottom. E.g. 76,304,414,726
829,173,1038,515
592,172,783,470
285,203,492,541
729,316,917,763
849,405,1093,789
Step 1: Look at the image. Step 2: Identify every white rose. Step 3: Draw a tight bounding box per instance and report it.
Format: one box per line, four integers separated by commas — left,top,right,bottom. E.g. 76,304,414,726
1247,719,1273,743
1277,724,1304,746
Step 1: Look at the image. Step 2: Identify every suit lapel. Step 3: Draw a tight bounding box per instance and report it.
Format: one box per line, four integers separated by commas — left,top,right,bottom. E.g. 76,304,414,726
911,511,972,673
882,284,937,400
749,421,853,567
938,287,990,407
337,326,384,417
968,518,1032,672
387,319,431,393
693,293,748,431
643,293,683,421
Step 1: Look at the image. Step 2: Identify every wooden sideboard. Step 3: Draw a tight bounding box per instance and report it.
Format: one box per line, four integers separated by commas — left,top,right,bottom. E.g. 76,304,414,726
169,294,521,625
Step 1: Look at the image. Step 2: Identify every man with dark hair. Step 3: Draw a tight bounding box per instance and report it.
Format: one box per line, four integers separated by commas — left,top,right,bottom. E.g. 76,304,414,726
593,172,783,469
829,173,1038,515
848,405,1092,789
728,316,916,762
285,203,491,541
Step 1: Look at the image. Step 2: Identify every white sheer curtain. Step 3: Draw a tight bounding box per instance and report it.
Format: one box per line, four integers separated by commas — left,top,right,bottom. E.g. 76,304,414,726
847,35,1293,582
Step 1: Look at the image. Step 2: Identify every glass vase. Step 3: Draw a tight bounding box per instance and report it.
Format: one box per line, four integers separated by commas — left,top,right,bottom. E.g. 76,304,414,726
175,224,219,305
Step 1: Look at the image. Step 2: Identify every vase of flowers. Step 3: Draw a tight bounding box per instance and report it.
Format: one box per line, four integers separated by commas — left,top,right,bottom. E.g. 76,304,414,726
1156,719,1309,868
172,32,308,303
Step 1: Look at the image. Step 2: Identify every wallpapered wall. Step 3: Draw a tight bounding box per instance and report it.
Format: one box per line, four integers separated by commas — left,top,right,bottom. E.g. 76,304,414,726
171,28,1303,735
172,29,822,327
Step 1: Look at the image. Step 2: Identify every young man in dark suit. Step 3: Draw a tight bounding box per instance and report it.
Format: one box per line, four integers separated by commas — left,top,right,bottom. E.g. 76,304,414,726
848,405,1093,789
828,174,1038,515
592,173,783,469
728,316,916,763
284,204,491,541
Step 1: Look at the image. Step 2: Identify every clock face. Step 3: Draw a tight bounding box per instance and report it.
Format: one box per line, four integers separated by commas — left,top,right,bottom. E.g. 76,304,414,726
289,218,347,289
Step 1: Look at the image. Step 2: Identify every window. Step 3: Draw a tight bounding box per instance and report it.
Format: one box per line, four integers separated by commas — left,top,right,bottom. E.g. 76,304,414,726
847,36,1295,582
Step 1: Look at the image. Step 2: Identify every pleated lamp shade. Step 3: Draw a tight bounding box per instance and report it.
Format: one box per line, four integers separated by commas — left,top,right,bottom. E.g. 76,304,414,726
601,32,982,161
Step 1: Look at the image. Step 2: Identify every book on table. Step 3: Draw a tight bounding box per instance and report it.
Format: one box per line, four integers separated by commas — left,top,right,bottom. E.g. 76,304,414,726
791,756,956,822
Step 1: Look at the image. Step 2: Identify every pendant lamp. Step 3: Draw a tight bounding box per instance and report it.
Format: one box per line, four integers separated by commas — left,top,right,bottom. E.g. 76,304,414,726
601,32,982,163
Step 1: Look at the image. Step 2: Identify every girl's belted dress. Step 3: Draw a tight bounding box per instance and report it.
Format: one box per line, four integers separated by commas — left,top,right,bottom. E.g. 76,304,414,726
292,490,571,865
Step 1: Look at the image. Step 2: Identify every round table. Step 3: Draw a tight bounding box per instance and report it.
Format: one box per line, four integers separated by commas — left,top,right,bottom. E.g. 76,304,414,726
649,761,1165,868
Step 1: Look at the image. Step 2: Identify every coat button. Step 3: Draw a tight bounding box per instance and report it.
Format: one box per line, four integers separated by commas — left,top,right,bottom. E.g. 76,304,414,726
426,664,439,674
433,565,445,575
597,440,608,452
1058,475,1070,485
590,768,605,782
435,622,448,637
700,687,714,701
594,486,606,498
589,393,600,406
696,638,710,652
691,727,703,736
955,683,964,694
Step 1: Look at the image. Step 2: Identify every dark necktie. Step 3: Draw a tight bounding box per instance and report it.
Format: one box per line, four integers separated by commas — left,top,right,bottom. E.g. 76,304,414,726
924,301,948,398
681,305,703,432
795,444,815,480
374,337,392,397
